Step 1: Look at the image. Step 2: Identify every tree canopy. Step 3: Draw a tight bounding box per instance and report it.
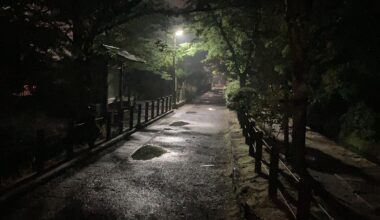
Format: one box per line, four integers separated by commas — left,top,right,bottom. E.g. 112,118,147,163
2,0,380,164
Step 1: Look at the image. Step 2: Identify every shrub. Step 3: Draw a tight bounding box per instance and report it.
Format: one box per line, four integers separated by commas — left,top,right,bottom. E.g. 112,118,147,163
340,102,376,141
230,87,256,111
224,80,240,108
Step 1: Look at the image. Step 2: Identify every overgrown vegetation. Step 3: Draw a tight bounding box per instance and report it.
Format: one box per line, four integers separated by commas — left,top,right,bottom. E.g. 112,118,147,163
185,0,380,164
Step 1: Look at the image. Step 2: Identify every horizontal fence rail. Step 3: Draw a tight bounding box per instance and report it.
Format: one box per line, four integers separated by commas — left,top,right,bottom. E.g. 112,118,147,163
237,110,333,220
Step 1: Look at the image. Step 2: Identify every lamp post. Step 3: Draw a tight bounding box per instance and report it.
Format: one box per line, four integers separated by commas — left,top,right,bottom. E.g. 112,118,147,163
172,29,183,108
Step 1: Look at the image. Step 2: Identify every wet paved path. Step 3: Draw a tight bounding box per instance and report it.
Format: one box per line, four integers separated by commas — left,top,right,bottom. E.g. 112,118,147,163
2,90,238,220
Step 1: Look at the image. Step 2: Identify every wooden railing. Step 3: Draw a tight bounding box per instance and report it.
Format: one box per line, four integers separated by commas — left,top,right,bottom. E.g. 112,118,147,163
112,95,173,133
0,95,173,193
237,110,333,220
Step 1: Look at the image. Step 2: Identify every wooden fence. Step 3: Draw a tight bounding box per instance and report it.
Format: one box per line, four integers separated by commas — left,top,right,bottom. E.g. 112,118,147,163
237,110,334,220
0,95,173,193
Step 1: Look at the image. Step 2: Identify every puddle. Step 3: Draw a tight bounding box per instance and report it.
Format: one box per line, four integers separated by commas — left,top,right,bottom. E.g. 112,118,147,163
170,121,190,126
132,145,167,160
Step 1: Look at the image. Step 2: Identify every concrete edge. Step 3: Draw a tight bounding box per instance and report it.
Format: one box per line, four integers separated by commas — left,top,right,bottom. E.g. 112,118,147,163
0,109,174,208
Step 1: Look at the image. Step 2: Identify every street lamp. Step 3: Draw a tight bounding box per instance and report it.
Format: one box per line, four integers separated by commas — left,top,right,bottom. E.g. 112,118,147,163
175,30,183,37
172,29,183,108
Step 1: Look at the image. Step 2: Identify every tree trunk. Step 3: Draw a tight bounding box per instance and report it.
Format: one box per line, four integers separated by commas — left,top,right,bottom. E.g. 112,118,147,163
285,0,311,173
282,96,290,159
291,80,307,171
70,7,94,120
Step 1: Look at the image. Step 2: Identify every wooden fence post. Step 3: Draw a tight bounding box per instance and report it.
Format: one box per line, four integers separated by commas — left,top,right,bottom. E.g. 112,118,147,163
248,119,256,157
151,100,155,118
118,108,124,134
169,96,172,110
161,98,165,113
34,129,45,173
106,112,112,140
129,105,134,130
137,104,142,126
156,98,160,116
240,112,247,143
165,97,169,112
269,138,280,198
243,116,249,145
296,174,312,220
255,131,263,174
145,102,149,122
283,113,290,160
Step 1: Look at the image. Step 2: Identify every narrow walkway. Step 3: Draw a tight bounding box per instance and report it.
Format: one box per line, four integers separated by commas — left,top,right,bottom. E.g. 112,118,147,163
2,90,240,220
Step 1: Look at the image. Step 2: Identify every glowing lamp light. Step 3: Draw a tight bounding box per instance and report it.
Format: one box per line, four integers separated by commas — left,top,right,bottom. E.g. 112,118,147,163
175,30,184,36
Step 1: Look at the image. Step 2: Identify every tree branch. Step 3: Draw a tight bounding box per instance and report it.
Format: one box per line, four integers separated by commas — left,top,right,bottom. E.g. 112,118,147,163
206,4,242,79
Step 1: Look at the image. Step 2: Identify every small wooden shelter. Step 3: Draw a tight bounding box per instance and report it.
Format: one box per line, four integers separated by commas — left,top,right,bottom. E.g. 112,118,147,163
101,44,145,114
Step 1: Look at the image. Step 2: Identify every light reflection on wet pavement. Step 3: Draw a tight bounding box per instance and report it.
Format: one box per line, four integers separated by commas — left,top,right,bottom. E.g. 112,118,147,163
2,90,238,220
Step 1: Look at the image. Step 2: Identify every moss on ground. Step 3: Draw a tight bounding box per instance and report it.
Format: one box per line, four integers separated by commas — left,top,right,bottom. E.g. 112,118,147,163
132,145,167,160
